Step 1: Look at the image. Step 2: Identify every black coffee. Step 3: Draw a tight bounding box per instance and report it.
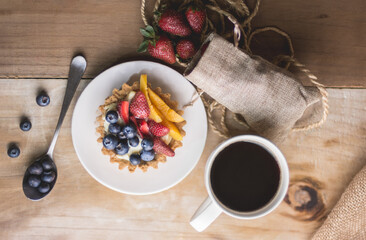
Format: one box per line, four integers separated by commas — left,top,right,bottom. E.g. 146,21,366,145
210,141,280,212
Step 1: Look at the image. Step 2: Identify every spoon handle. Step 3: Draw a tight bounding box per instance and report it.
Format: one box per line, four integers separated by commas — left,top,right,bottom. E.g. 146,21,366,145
47,56,87,156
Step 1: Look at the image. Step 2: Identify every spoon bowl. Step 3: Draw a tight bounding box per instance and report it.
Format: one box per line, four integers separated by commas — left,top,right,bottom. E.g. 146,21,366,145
22,56,86,200
22,154,57,200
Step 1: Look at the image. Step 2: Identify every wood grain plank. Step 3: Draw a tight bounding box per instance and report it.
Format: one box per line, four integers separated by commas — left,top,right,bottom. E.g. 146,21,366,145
0,0,365,87
251,0,366,87
0,79,365,239
0,0,145,79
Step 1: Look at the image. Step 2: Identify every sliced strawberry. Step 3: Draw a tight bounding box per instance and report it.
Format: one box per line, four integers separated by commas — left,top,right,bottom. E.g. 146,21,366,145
137,119,150,136
153,137,175,157
130,91,150,119
118,101,129,124
129,115,143,138
148,120,170,137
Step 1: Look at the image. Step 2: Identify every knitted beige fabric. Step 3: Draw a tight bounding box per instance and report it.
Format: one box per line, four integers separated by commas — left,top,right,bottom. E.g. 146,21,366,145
312,165,366,240
184,33,323,142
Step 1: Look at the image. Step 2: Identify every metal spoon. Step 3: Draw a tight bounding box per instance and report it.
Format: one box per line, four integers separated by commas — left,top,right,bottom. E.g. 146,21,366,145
22,56,87,200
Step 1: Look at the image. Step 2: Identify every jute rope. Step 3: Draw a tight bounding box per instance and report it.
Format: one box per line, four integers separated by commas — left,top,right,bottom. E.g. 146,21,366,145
140,0,149,26
140,0,329,139
226,0,250,17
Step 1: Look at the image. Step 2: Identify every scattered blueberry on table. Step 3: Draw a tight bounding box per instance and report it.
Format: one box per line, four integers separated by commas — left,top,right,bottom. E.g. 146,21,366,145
105,110,118,124
36,91,50,107
103,134,119,150
7,144,20,158
129,154,141,165
19,118,32,131
141,150,155,162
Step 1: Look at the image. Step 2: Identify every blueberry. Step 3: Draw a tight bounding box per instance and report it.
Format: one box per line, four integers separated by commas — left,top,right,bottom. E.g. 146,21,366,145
129,154,141,166
140,150,155,162
7,144,20,158
28,162,43,175
28,175,41,188
117,131,127,140
141,138,154,151
20,118,32,131
108,123,122,134
115,140,129,155
128,136,139,147
122,124,137,139
38,182,50,193
41,158,53,171
103,134,118,150
105,110,118,124
36,92,50,107
41,171,56,183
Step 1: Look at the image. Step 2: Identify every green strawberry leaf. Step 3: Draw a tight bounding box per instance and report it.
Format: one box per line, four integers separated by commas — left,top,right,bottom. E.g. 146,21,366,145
140,28,153,38
145,25,155,38
145,25,154,34
137,40,149,53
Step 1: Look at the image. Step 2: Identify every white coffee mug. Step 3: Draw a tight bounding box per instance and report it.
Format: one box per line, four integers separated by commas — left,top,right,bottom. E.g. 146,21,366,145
190,135,289,232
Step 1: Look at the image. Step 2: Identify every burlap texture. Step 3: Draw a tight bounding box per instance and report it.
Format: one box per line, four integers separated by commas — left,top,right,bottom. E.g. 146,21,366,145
184,33,323,142
312,164,366,240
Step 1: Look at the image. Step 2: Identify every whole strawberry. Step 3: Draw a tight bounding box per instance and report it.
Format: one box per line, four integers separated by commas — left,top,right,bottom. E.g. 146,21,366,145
185,6,206,33
158,9,191,37
176,39,196,60
138,26,176,64
148,35,176,64
130,91,150,119
153,137,175,157
148,120,170,137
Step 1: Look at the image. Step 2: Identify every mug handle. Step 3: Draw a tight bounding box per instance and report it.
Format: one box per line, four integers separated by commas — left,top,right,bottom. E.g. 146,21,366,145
190,196,222,232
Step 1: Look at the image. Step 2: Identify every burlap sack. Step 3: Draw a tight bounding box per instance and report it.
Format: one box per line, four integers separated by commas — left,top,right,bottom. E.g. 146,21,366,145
312,164,366,240
184,33,324,142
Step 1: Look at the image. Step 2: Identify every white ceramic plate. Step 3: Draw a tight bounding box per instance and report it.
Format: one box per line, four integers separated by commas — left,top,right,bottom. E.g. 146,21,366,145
72,61,207,195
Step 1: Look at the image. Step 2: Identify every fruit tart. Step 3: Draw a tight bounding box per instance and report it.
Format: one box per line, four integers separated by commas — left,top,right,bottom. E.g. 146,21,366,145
96,74,186,172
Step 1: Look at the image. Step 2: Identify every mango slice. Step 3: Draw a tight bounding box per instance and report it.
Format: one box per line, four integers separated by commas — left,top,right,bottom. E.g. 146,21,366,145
160,113,183,141
147,88,185,123
148,104,182,141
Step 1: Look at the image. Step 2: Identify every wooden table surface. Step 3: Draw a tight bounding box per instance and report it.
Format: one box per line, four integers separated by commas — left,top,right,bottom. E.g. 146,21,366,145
1,1,365,239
